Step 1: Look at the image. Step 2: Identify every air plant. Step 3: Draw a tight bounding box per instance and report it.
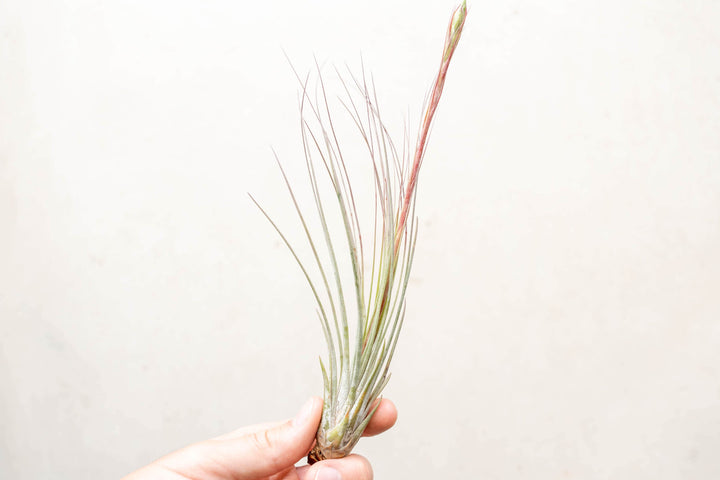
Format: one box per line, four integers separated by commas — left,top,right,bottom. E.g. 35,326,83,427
252,1,467,463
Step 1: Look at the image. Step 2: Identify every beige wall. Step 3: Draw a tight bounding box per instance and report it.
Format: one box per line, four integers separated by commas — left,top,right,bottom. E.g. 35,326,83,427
1,1,719,478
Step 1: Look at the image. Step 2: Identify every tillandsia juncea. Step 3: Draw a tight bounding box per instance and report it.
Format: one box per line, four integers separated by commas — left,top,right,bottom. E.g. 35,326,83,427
252,1,467,463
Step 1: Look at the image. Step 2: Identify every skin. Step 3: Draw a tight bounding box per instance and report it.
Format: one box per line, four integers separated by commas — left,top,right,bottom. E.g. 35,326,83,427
122,397,398,480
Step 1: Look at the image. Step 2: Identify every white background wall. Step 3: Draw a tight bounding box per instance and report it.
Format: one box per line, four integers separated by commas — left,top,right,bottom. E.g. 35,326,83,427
2,1,719,478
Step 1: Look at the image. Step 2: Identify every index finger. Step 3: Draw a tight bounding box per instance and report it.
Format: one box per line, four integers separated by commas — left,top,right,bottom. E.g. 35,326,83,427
361,398,397,437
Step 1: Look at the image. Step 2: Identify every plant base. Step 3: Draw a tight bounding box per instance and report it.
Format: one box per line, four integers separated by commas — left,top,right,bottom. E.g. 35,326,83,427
307,444,326,465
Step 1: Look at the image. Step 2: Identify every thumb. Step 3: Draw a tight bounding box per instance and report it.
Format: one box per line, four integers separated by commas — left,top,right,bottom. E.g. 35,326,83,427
197,397,322,479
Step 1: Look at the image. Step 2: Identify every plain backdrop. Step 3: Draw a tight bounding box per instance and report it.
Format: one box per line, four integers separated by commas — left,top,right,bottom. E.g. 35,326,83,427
1,0,719,479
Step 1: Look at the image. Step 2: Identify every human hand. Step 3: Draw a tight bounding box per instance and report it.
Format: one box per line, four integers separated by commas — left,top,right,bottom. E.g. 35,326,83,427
122,397,397,480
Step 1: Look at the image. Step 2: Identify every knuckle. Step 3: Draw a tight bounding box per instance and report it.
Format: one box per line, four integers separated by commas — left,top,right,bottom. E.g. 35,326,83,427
249,429,274,451
246,424,290,470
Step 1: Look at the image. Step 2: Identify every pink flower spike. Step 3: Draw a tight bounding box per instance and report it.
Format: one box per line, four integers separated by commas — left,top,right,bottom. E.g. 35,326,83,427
394,0,468,254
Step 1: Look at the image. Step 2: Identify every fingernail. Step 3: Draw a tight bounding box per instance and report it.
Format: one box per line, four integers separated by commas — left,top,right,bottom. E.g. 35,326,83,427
293,397,316,428
315,466,342,480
